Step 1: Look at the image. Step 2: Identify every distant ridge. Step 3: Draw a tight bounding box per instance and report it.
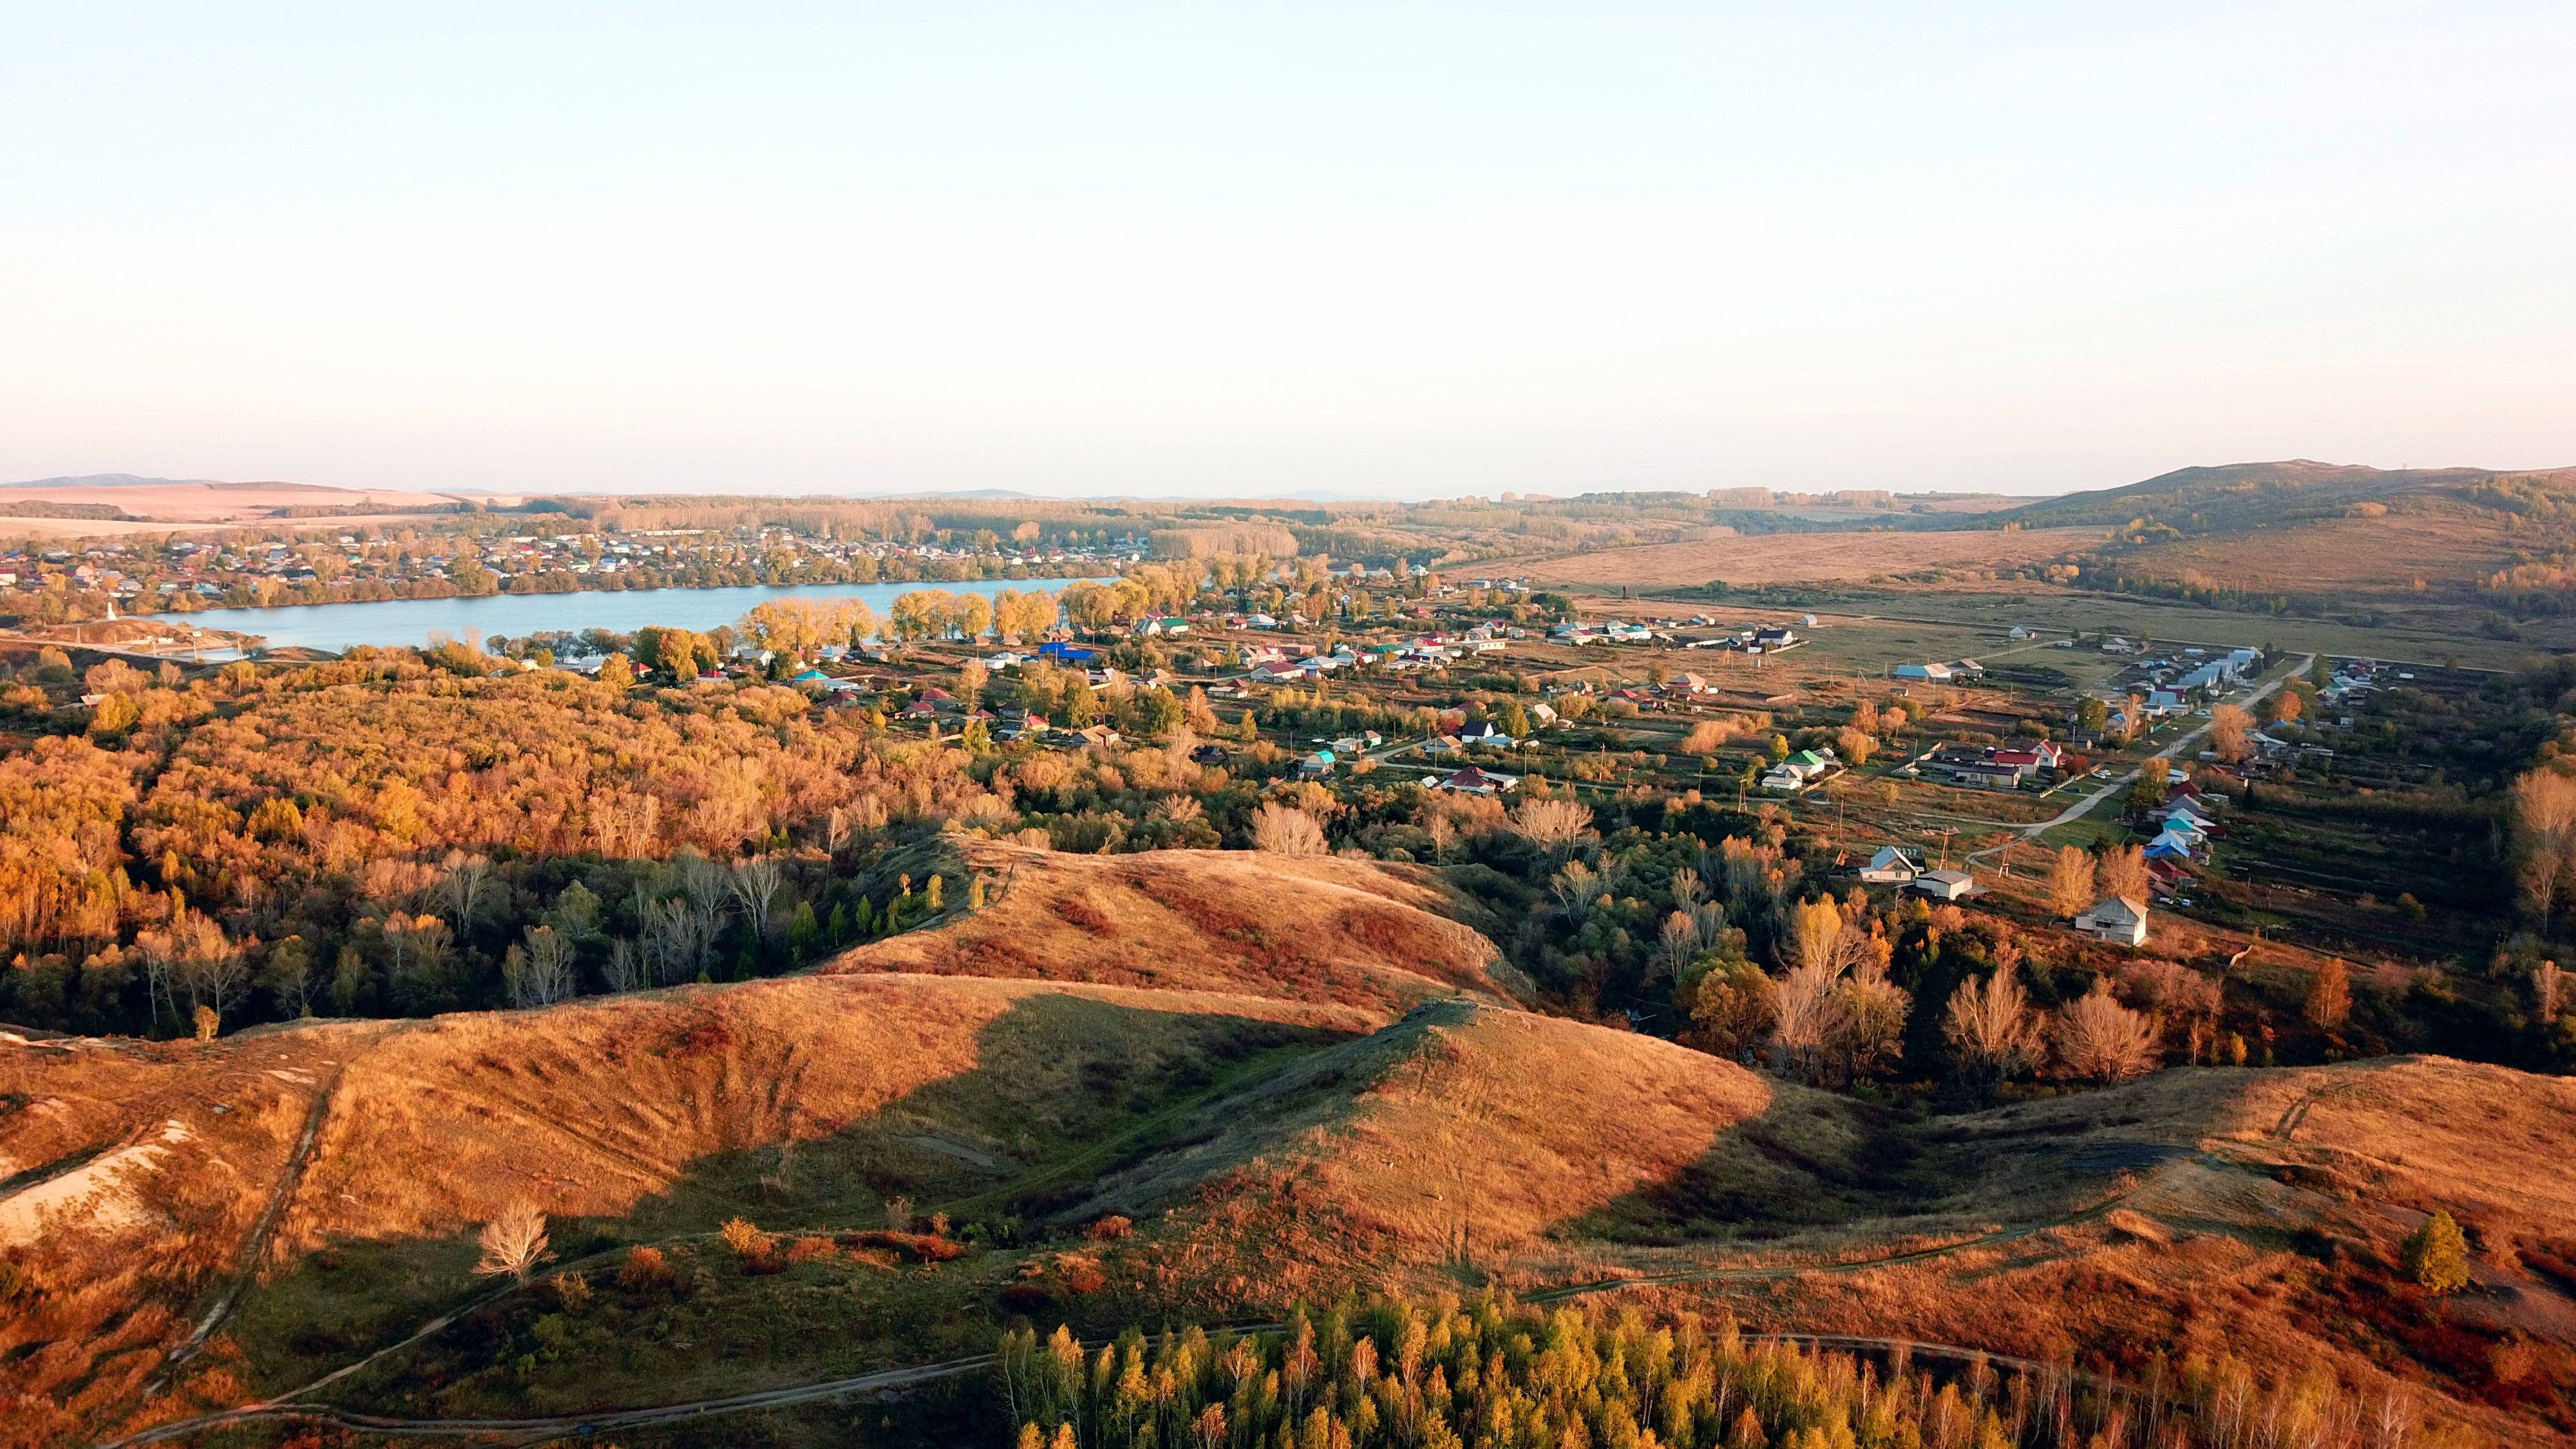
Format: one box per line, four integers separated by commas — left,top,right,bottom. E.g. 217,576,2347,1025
1988,458,2576,533
2,473,232,490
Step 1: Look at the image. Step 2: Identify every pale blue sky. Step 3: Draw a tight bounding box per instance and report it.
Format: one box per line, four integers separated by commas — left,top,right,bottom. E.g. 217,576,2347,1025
3,3,2570,498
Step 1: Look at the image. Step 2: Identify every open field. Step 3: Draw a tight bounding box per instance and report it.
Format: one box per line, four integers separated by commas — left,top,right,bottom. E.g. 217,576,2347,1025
1499,527,2092,587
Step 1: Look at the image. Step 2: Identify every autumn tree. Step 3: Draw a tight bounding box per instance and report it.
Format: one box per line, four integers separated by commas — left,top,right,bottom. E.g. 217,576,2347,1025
2099,844,2150,906
2048,980,2159,1085
2047,846,2097,918
2210,703,2255,763
1943,969,2044,1095
2304,958,2352,1031
1250,803,1328,856
2510,767,2576,931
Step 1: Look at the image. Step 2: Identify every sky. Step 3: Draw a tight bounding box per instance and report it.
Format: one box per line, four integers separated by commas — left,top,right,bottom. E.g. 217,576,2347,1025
2,3,2571,501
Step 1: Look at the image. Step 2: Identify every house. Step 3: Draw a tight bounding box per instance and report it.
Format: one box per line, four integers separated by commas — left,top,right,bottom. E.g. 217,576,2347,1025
1754,625,1795,649
996,711,1048,742
1457,721,1511,746
1298,750,1338,777
1911,870,1977,901
1071,724,1122,748
1037,641,1099,662
1857,846,1919,884
1188,743,1227,765
1528,702,1559,727
1894,662,1955,683
1432,766,1519,795
2143,833,2197,862
2074,896,2150,946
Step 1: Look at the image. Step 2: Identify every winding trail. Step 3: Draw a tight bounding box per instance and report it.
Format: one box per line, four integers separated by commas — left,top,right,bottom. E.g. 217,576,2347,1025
133,1063,345,1405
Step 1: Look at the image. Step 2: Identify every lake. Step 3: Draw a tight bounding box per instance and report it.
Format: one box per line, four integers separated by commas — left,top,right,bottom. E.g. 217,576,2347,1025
153,578,1102,654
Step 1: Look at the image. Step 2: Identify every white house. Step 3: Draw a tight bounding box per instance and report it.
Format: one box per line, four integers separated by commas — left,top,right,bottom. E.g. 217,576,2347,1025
1911,870,1977,900
2075,895,2150,946
1857,846,1919,885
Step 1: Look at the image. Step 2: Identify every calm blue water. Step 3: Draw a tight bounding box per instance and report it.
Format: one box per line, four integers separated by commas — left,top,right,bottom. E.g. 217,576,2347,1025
153,578,1100,653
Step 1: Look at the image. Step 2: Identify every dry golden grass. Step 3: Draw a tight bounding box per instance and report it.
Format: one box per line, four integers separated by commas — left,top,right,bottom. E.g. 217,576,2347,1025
278,974,1374,1251
823,838,1523,1014
0,1026,380,1446
1498,528,2091,588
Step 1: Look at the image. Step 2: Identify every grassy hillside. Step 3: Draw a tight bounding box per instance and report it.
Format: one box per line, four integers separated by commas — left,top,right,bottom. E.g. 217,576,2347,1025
819,838,1528,1012
7,893,2576,1445
1989,458,2576,534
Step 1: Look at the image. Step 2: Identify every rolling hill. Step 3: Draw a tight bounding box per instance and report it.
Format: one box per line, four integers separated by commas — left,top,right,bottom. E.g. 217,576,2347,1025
1989,459,2576,535
5,852,2575,1446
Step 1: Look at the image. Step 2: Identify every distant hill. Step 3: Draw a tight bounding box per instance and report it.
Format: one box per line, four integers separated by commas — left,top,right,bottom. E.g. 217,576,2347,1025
1989,458,2576,533
1,473,232,490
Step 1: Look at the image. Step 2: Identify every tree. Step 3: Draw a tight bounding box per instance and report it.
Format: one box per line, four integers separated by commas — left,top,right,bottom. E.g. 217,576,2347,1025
2047,846,2097,918
2210,703,2255,763
2272,689,2305,726
2401,1211,2471,1294
2099,844,2150,906
2076,696,2109,734
1251,803,1328,856
1509,798,1596,863
475,1202,551,1282
2511,768,2576,931
1684,958,1776,1059
2048,980,2159,1084
504,925,577,1009
2126,772,2169,813
1943,969,2044,1091
2304,958,2351,1030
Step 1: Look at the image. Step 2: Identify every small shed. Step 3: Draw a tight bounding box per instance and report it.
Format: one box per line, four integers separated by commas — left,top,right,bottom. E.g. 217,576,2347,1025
1911,869,1976,900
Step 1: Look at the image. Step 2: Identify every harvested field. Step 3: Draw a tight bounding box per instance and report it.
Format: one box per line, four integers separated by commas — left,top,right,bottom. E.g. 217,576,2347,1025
1503,527,2090,587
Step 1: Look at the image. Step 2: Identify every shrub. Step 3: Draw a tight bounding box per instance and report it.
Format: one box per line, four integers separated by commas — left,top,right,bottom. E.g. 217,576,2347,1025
719,1216,772,1260
617,1245,674,1291
785,1236,838,1264
1086,1215,1133,1241
2401,1211,2471,1294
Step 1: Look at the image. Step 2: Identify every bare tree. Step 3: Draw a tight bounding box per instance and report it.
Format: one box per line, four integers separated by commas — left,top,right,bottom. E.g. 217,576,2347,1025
2049,981,2160,1085
2210,703,2255,763
504,925,578,1009
2047,846,2096,918
439,851,494,933
1669,866,1705,913
474,1202,551,1283
2537,960,2564,1023
1549,860,1600,921
1768,959,1849,1082
603,936,650,993
1251,802,1329,856
674,849,733,956
729,855,786,943
1655,911,1700,981
1509,797,1597,864
1943,969,2044,1091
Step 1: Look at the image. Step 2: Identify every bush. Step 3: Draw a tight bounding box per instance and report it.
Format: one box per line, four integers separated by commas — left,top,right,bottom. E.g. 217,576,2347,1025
2401,1210,2471,1294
